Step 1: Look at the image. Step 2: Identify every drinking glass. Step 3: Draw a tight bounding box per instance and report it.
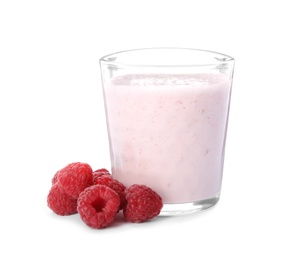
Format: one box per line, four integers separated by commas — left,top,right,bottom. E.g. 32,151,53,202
100,48,235,215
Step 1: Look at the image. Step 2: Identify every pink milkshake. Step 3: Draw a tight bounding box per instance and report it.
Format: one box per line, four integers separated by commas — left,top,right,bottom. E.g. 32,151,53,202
100,48,234,214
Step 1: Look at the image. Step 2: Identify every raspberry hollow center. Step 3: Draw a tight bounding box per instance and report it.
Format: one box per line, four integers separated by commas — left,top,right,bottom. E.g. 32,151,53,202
92,198,106,212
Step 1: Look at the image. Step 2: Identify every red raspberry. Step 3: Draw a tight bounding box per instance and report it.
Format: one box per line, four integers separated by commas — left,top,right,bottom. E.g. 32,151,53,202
93,168,111,183
47,184,77,216
123,184,163,223
94,175,126,210
77,185,120,229
57,162,93,198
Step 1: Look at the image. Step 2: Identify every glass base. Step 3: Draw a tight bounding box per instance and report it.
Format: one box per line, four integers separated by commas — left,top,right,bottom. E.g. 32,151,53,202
159,194,220,216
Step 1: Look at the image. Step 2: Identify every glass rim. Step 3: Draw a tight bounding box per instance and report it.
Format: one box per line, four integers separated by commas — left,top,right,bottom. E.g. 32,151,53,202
99,47,235,68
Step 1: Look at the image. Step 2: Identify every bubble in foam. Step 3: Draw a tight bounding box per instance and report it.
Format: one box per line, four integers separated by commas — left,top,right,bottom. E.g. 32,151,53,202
111,74,227,88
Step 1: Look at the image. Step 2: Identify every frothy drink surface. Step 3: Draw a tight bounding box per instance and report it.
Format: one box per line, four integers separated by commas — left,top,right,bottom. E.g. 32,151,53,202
104,74,231,203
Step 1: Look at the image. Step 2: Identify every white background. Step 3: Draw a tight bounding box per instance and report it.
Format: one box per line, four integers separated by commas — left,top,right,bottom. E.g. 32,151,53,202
1,0,300,259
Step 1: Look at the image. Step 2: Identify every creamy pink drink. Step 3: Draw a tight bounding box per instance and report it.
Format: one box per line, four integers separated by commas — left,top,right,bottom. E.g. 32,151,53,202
103,73,232,204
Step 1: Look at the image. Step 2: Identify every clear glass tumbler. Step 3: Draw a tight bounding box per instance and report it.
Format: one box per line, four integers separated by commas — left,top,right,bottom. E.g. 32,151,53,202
100,48,235,215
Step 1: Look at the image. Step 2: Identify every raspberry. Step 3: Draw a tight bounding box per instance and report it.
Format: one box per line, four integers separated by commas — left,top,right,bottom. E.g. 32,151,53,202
57,162,93,198
123,184,163,223
47,184,77,216
94,175,126,210
93,168,111,183
77,185,120,229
